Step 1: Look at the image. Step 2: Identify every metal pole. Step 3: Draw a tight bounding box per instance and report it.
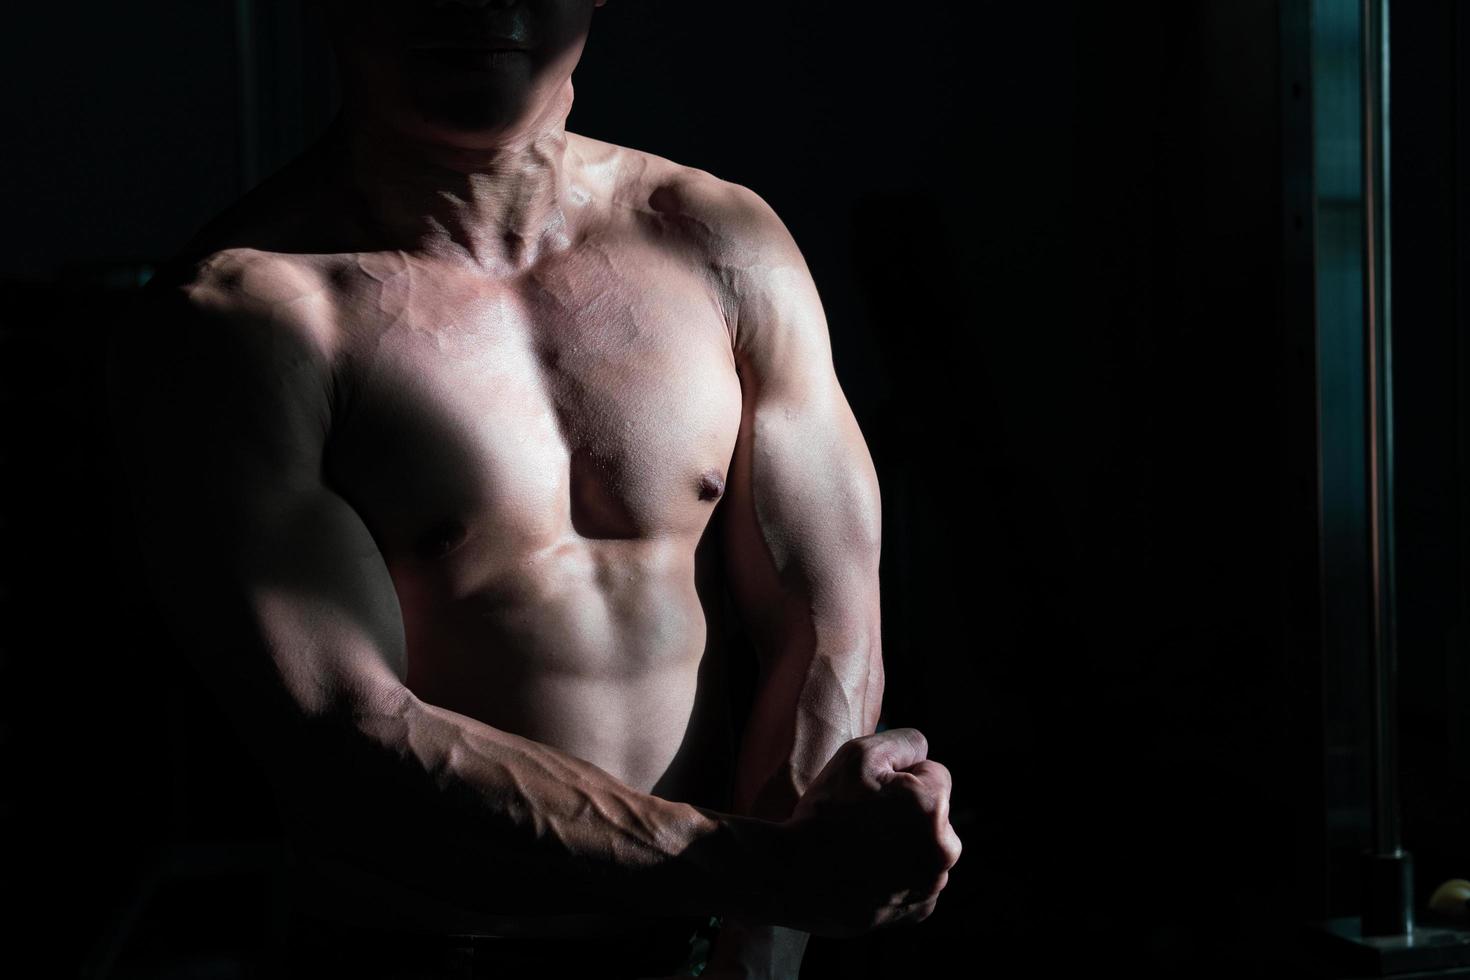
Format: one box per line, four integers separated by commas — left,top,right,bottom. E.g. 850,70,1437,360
1360,0,1413,938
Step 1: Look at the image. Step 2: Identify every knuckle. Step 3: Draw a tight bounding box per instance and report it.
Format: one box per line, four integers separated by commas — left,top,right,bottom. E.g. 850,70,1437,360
933,841,961,872
906,779,941,812
860,748,891,781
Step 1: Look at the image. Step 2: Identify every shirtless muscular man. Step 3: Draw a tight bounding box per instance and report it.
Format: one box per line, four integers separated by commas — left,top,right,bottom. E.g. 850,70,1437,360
107,1,961,976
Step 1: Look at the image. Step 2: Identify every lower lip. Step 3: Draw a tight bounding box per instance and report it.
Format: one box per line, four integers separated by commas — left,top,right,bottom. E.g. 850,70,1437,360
409,48,527,71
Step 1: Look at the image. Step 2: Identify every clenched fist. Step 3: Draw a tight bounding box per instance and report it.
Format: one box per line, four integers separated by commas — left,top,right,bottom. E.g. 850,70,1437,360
769,727,962,938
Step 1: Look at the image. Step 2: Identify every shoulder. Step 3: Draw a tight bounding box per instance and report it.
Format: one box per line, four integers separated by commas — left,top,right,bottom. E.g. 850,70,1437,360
569,133,811,340
113,248,338,428
172,248,330,320
135,248,337,358
585,136,798,257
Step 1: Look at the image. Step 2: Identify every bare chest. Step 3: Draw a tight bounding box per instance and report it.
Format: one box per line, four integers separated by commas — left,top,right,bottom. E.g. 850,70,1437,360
321,243,743,571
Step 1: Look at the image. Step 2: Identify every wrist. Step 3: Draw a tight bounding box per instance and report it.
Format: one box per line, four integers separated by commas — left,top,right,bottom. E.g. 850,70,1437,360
688,805,794,924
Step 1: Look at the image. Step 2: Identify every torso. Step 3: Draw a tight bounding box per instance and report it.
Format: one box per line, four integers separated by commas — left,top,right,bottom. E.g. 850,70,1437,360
171,132,748,937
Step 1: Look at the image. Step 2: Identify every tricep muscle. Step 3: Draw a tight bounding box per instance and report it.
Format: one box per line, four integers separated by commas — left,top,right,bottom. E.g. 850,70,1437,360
107,263,410,764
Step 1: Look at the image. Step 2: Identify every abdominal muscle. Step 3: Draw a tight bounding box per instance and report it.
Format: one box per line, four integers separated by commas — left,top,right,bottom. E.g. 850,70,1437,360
288,532,737,938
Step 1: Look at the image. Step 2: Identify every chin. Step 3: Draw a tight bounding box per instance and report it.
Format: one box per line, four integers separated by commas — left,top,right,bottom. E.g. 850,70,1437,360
404,91,536,141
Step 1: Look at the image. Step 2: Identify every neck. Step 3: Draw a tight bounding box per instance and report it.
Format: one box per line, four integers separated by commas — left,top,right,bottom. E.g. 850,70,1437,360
325,80,579,274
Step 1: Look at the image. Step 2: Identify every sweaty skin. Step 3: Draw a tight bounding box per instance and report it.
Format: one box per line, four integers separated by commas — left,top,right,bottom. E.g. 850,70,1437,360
109,0,961,970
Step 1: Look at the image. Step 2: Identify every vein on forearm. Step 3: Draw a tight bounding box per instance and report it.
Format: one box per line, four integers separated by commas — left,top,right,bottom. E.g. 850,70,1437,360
733,598,883,820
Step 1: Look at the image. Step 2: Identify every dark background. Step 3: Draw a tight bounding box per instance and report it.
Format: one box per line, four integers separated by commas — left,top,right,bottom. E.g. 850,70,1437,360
2,1,1466,977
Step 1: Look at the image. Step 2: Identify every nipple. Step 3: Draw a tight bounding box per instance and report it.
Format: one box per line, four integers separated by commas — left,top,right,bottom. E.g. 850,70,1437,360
697,469,725,502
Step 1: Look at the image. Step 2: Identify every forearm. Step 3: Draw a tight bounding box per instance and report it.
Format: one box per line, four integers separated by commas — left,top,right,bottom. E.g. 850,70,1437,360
709,631,884,976
707,662,818,977
273,686,788,923
733,640,884,818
